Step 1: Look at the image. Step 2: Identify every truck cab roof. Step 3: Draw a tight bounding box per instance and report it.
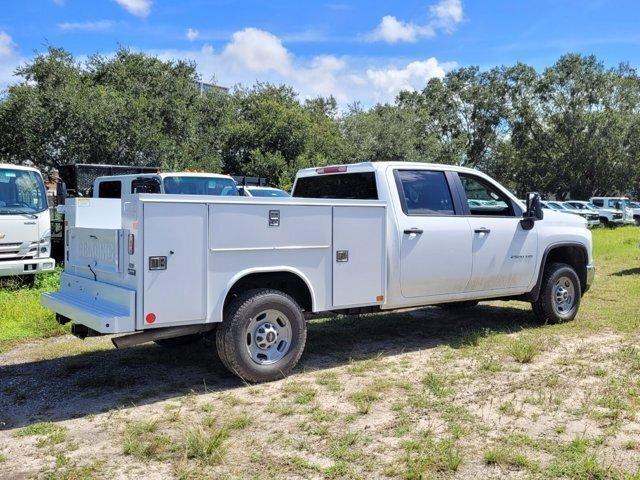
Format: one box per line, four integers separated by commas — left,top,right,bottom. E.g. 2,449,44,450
93,172,233,182
295,161,483,178
0,163,43,174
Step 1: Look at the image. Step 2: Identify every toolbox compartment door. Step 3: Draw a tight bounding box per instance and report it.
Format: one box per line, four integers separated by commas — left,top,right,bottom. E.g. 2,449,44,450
142,202,207,327
332,205,385,308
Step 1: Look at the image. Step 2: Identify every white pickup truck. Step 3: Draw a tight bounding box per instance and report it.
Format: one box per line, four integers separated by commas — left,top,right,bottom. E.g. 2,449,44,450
92,172,239,198
42,162,594,382
0,164,55,281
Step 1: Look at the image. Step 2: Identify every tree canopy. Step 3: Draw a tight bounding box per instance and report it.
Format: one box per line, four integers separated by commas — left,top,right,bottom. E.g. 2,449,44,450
1,47,639,197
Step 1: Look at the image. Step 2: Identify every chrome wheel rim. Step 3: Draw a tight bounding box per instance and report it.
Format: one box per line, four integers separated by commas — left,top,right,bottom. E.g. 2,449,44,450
246,309,292,365
553,276,576,315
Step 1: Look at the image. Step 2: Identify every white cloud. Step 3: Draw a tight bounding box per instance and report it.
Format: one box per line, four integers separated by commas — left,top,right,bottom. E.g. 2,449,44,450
369,0,463,43
114,0,152,17
0,32,22,92
152,28,454,106
0,31,16,58
371,15,434,43
58,20,114,32
222,28,292,75
186,28,199,41
430,0,463,31
366,58,449,101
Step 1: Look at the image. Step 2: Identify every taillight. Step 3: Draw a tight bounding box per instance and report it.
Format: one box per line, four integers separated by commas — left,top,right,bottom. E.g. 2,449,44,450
128,233,135,254
316,165,347,174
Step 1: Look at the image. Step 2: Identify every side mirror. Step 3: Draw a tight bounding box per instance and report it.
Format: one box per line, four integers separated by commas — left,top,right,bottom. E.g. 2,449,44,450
521,192,543,230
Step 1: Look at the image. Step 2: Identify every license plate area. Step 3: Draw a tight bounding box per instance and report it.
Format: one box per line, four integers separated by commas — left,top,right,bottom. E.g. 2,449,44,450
67,227,123,274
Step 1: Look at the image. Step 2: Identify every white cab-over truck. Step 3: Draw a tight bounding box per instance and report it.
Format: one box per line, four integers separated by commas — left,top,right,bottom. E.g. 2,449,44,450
42,162,594,382
0,164,55,281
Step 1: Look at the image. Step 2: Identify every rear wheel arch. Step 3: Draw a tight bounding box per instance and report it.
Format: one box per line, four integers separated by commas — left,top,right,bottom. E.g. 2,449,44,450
223,268,315,315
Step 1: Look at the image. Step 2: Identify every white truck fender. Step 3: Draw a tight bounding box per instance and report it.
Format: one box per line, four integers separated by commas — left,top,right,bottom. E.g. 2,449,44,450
221,266,318,313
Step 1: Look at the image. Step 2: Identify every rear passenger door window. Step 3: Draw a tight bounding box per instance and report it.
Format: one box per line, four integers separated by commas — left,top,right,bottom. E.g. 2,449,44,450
131,177,161,194
395,170,456,215
391,168,472,299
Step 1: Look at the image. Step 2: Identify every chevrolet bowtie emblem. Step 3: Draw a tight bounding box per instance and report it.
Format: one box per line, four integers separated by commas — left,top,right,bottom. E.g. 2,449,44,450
0,233,5,240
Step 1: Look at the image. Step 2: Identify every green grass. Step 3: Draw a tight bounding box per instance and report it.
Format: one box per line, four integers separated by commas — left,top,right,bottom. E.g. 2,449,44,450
402,434,463,477
506,337,540,363
122,420,173,461
0,269,67,352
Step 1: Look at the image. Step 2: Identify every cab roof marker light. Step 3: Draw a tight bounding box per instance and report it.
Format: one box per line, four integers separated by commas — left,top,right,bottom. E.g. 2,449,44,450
316,166,347,174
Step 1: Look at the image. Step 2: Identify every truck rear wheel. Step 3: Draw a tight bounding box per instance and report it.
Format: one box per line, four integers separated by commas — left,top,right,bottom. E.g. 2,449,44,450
216,289,306,383
532,262,581,324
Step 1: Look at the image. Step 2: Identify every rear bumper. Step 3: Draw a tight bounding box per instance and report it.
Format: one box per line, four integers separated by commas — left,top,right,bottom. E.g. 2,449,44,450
41,272,136,334
0,257,55,277
584,263,595,293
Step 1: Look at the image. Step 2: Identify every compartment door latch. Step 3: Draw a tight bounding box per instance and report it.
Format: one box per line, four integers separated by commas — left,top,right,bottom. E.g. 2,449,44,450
268,210,280,227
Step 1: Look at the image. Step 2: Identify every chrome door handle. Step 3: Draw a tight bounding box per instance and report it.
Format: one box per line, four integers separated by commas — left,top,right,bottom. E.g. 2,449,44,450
474,227,491,234
404,228,423,235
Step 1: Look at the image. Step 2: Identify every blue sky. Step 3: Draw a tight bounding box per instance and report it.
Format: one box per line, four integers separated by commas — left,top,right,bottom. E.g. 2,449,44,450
2,0,640,105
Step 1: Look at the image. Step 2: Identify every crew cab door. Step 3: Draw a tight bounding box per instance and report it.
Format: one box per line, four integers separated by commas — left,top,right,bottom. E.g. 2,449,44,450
455,173,538,292
392,169,472,298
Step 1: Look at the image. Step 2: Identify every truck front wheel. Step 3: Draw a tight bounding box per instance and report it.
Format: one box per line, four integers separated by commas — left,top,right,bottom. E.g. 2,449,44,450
216,289,307,383
532,262,581,324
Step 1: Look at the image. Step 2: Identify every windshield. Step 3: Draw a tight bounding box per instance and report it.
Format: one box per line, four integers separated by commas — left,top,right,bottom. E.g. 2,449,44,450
0,168,47,214
248,188,290,198
163,176,238,196
547,202,566,210
570,202,594,211
608,198,628,210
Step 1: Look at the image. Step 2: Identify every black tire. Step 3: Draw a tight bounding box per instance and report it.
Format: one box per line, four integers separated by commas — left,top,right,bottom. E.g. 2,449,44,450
437,300,479,311
216,288,306,383
154,334,202,347
532,262,581,324
600,217,611,228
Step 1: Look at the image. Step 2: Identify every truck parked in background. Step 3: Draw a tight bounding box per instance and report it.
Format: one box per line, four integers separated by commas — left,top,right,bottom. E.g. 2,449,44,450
566,200,624,227
627,201,640,225
541,201,600,228
590,197,635,225
0,164,55,282
238,186,290,198
42,162,594,382
91,172,239,199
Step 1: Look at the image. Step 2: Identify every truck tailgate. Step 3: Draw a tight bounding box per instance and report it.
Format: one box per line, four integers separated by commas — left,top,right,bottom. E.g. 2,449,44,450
67,227,124,274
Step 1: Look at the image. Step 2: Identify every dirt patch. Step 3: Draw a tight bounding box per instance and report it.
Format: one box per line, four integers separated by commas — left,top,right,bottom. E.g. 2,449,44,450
1,305,639,479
